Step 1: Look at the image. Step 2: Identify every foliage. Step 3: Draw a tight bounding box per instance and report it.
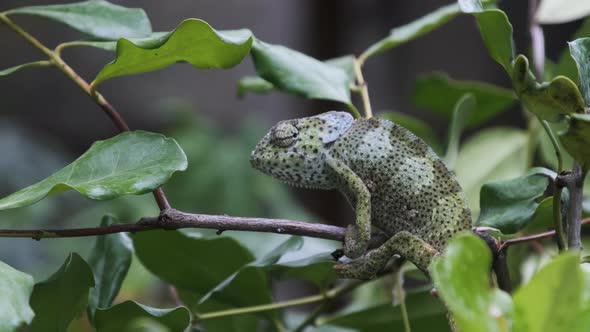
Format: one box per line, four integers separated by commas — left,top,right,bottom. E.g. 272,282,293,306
0,0,589,331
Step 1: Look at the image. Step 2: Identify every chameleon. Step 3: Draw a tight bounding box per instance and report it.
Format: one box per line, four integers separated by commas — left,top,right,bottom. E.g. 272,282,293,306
250,111,471,279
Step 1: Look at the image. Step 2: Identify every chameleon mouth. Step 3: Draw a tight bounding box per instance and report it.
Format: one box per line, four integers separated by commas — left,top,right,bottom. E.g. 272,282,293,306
278,179,323,190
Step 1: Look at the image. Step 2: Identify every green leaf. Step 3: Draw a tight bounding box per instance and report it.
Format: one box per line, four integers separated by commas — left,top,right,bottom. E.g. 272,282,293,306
513,55,586,122
87,215,133,322
133,230,254,295
445,94,476,169
0,61,51,77
411,73,516,127
0,261,35,331
560,113,590,171
0,130,187,210
455,128,529,215
535,0,590,24
477,168,555,233
237,55,356,101
237,76,275,97
569,38,590,106
460,2,514,73
430,232,507,332
323,290,450,332
133,229,261,331
377,111,441,152
94,301,190,332
522,196,555,233
513,253,583,332
250,40,353,109
361,3,460,61
7,0,151,40
29,253,95,332
324,55,357,85
93,19,253,86
59,32,171,52
553,17,590,82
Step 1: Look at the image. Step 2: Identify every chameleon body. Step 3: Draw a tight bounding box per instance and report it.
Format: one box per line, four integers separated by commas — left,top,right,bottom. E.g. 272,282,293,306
250,111,471,279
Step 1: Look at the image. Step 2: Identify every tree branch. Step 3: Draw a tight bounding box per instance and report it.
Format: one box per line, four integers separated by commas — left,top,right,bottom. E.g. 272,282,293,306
0,209,345,241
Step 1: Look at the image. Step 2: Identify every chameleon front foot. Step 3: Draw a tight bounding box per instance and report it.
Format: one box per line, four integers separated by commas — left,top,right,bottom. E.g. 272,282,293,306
344,225,369,259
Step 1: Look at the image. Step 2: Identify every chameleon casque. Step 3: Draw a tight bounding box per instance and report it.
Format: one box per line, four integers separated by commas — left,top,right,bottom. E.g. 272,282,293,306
250,111,471,279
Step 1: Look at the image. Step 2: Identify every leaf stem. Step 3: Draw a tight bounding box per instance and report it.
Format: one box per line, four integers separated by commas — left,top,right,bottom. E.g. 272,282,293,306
400,297,412,332
540,118,567,251
353,57,373,118
197,281,362,321
0,12,170,211
540,120,564,172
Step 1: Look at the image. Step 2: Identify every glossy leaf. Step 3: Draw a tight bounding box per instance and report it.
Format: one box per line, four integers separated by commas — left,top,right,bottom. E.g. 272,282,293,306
237,76,275,97
29,253,95,332
377,111,441,153
133,230,254,296
445,94,476,169
560,113,590,171
133,228,258,332
87,215,133,322
361,3,460,61
60,32,171,52
0,261,35,331
0,131,187,210
455,128,529,214
0,61,51,77
94,301,190,332
553,17,590,82
522,197,555,234
569,38,590,105
411,73,516,127
7,0,151,40
513,253,583,332
250,40,353,108
324,290,450,332
477,168,555,233
430,232,507,332
93,19,253,86
536,0,590,24
460,2,514,73
237,55,355,100
513,55,586,122
198,236,304,307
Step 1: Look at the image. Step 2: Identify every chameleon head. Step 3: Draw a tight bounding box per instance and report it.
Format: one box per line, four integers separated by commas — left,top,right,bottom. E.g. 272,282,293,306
250,111,354,189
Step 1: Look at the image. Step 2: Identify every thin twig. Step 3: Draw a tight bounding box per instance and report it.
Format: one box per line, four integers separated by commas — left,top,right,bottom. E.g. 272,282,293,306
196,281,362,321
353,58,373,118
0,12,170,211
500,217,590,250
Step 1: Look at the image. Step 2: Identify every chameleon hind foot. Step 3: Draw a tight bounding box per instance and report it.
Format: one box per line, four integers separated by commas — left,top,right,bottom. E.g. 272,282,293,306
335,231,440,279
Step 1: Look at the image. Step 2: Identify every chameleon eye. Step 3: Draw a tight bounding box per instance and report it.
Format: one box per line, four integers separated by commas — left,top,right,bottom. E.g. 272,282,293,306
271,122,299,147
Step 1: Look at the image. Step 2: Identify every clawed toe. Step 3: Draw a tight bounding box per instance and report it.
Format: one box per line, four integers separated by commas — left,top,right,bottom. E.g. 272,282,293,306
334,262,377,280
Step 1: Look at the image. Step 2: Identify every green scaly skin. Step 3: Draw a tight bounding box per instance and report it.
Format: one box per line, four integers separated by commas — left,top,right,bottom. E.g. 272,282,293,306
251,111,471,279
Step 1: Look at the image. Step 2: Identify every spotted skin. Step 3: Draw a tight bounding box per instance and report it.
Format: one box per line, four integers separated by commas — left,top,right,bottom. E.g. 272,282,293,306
251,111,471,279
